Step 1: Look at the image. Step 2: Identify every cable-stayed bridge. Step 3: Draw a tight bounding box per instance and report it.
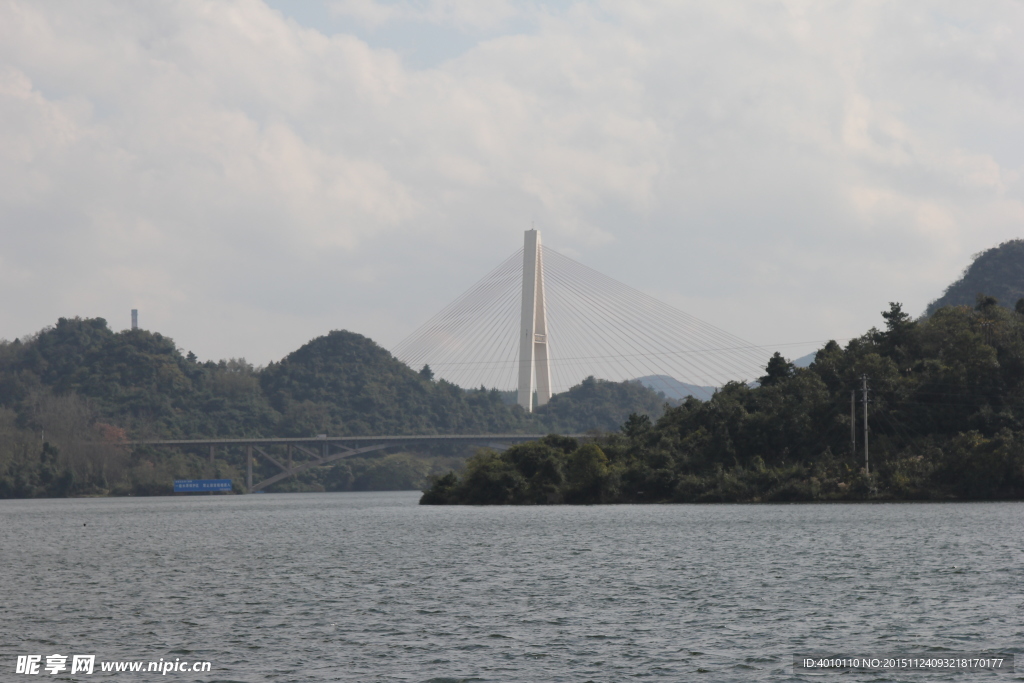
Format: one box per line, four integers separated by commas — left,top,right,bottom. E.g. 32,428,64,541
394,230,770,411
145,230,778,493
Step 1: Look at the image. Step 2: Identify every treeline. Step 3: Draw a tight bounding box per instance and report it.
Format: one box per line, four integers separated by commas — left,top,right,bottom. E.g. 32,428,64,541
423,298,1024,504
0,318,668,497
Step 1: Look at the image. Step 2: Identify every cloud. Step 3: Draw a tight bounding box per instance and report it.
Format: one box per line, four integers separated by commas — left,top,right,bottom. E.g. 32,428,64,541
329,0,525,31
0,0,1021,377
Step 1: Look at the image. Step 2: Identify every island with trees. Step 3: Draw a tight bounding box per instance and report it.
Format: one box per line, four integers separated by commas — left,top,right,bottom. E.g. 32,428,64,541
422,297,1024,504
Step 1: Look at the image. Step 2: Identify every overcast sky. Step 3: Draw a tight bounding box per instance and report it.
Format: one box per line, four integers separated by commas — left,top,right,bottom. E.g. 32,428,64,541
2,0,1022,375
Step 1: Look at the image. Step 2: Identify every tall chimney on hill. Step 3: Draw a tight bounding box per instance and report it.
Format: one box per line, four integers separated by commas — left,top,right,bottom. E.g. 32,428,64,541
131,309,138,330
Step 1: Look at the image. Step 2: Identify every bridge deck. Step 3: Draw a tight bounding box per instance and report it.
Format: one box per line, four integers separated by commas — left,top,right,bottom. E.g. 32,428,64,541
135,434,588,447
135,434,593,492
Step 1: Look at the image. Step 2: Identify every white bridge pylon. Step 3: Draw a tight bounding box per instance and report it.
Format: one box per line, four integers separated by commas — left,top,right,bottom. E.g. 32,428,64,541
518,230,551,412
392,230,772,410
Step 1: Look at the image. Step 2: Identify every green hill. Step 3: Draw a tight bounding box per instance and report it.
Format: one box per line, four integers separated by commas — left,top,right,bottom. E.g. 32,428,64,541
0,318,670,497
260,330,531,436
0,317,278,439
423,299,1024,505
532,375,667,432
926,239,1024,315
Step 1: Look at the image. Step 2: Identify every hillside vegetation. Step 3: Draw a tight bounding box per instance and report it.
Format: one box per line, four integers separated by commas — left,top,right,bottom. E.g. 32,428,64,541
0,319,668,497
423,299,1024,504
926,240,1024,315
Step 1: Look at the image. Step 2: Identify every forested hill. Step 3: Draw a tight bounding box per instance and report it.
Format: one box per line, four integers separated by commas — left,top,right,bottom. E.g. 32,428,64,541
423,299,1024,504
926,240,1024,315
0,317,669,441
0,318,676,496
260,330,533,436
0,317,277,439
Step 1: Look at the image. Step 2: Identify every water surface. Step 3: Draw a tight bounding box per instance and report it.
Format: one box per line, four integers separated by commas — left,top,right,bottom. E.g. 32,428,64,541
2,494,1020,681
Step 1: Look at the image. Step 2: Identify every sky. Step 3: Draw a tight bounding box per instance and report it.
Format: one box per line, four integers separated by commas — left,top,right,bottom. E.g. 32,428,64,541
1,0,1022,376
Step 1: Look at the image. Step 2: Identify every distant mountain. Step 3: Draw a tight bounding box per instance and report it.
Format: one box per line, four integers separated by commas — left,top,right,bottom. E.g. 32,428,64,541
792,351,816,368
926,239,1024,316
637,352,815,398
634,375,716,401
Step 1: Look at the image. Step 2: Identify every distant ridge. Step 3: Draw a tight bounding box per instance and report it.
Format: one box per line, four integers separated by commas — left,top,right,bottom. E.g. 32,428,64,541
792,351,816,368
637,351,815,399
634,375,716,401
926,239,1024,316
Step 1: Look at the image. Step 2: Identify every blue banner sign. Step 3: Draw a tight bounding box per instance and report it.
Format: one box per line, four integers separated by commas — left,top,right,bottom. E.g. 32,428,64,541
174,479,233,493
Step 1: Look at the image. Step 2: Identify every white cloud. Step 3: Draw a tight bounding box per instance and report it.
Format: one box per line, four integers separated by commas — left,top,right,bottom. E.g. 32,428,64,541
0,0,1022,377
329,0,524,31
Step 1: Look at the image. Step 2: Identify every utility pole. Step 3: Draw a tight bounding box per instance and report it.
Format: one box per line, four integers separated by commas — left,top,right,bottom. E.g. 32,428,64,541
850,390,856,457
861,375,870,475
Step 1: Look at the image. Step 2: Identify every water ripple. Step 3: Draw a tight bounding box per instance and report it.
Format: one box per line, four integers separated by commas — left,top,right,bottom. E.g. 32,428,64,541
2,494,1021,681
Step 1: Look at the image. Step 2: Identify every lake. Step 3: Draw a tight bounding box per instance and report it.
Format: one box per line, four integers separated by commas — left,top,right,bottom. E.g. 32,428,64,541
2,493,1020,681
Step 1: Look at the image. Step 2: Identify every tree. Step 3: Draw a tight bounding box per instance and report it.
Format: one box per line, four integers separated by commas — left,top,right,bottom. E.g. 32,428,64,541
881,301,913,335
878,302,918,367
976,294,999,313
418,364,434,381
622,412,652,439
759,352,794,386
564,443,610,502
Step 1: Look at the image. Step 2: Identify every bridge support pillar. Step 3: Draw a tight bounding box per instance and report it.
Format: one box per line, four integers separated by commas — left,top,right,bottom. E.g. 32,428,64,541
518,229,551,412
246,444,252,492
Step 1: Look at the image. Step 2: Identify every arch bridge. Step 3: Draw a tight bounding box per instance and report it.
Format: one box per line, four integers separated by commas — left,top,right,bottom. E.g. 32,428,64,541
137,434,585,493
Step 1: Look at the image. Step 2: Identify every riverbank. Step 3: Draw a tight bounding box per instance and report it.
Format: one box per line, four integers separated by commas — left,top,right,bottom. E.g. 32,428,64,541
420,433,1024,505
